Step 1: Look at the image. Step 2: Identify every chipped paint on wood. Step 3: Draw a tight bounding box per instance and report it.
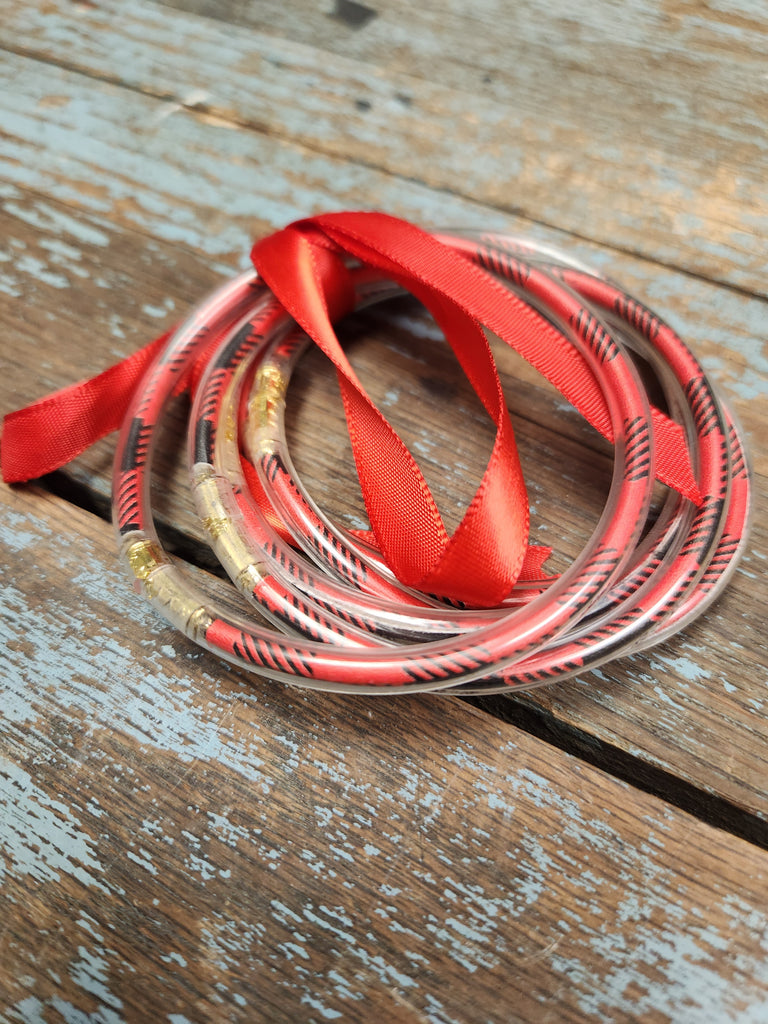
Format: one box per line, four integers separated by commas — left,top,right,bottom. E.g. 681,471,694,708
1,0,767,1017
0,47,765,420
0,761,108,891
2,0,767,294
0,181,766,819
0,112,765,835
1,486,768,1020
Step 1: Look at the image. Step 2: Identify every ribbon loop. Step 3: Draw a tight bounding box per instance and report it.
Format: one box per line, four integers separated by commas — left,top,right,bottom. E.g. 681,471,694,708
1,211,704,610
252,215,534,607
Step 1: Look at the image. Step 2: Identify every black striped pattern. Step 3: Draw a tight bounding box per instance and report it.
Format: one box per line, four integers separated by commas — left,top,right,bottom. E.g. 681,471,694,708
120,418,152,472
608,553,665,604
728,423,748,479
261,451,372,588
261,451,282,484
647,566,700,624
231,630,316,678
475,246,530,288
699,536,741,590
401,644,495,684
260,588,357,644
556,551,620,611
685,377,721,437
571,308,620,363
264,539,315,590
502,656,586,688
679,497,726,559
194,368,230,461
624,416,652,482
572,605,645,649
613,293,662,342
312,593,384,637
116,470,141,534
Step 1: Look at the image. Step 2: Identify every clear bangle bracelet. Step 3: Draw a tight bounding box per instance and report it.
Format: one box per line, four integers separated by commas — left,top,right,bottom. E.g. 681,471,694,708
112,230,750,693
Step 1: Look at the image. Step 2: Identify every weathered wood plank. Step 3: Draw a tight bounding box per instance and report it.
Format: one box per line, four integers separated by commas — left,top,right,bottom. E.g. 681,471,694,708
1,4,767,1015
2,482,768,1023
0,192,621,559
0,53,765,825
2,0,766,292
0,52,764,422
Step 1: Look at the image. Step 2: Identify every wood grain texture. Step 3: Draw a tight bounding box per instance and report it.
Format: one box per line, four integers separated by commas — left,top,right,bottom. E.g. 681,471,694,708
1,1,765,413
2,483,768,1023
2,0,766,293
1,0,767,1018
0,81,765,825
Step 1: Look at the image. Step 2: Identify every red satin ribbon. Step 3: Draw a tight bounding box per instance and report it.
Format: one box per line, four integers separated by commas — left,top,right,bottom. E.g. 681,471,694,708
1,212,701,606
1,330,171,484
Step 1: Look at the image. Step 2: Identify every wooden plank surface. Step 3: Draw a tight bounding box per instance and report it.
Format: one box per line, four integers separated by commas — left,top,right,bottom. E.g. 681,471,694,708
1,0,767,1019
0,35,765,824
3,483,768,1023
3,0,767,293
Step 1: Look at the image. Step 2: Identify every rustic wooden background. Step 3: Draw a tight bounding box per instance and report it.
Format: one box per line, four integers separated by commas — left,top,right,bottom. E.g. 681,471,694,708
1,1,766,1021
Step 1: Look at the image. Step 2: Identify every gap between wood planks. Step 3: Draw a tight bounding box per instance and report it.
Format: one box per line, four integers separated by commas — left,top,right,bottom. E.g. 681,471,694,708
0,36,764,306
3,22,765,847
38,466,768,855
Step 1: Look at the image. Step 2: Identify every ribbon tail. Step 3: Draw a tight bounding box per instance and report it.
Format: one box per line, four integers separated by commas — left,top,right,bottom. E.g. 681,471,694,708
1,332,170,484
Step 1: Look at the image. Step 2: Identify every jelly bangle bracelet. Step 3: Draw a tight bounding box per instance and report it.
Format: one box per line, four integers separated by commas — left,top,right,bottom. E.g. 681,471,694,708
115,269,650,690
111,224,749,693
188,233,747,692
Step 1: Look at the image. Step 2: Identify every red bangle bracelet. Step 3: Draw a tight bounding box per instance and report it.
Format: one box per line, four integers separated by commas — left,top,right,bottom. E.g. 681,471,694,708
103,219,749,693
0,213,749,692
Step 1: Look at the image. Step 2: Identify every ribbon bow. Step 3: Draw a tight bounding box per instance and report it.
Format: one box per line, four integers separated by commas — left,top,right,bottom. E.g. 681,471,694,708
1,212,700,607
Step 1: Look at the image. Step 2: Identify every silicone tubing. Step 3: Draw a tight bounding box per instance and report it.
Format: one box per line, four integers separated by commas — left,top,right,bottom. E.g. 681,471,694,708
111,230,749,693
213,248,690,672
244,287,684,616
202,299,533,637
244,327,549,606
114,251,652,691
227,235,741,684
202,340,503,644
454,235,748,690
238,239,740,692
242,234,750,686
